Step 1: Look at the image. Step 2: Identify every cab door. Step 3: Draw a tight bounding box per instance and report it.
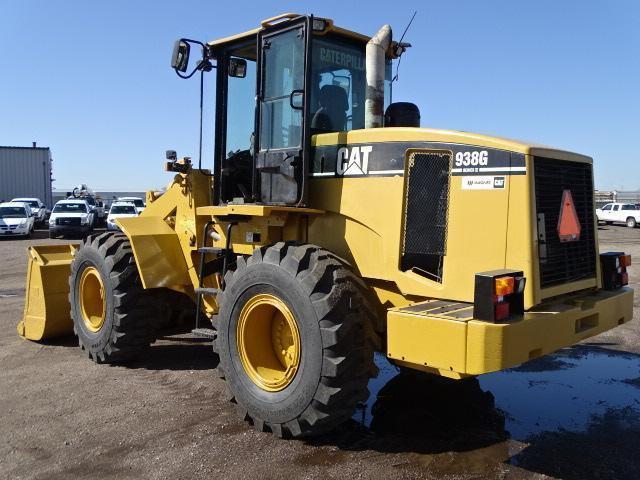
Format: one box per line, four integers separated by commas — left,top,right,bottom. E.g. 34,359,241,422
255,17,311,205
599,203,613,221
611,204,622,222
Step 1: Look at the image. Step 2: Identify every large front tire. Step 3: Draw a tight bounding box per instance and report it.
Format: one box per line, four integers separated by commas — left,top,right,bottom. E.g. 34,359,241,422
214,243,378,438
69,232,155,363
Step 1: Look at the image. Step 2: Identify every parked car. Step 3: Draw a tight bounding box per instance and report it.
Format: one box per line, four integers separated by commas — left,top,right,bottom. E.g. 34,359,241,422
118,196,145,214
106,202,138,231
11,197,47,226
0,202,35,237
596,202,640,228
67,194,104,226
48,199,94,238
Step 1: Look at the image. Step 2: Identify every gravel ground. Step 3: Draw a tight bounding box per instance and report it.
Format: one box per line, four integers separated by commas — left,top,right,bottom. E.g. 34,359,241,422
1,225,639,480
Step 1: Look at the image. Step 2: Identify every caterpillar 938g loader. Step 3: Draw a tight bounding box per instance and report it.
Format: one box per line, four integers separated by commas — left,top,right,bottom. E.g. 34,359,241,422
18,13,634,438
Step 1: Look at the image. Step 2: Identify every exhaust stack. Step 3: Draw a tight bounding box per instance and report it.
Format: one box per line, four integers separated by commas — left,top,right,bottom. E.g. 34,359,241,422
365,24,392,129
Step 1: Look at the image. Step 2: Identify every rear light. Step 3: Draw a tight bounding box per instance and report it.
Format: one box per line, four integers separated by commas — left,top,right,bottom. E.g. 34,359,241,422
601,252,631,290
620,254,632,268
495,276,515,296
474,270,526,323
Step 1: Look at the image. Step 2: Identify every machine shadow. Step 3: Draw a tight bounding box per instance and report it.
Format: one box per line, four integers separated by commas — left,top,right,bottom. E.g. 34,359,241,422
309,372,509,456
129,325,219,371
129,342,219,371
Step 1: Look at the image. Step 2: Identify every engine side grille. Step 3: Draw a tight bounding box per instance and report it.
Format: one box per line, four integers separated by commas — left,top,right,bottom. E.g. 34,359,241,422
401,151,451,282
534,157,596,288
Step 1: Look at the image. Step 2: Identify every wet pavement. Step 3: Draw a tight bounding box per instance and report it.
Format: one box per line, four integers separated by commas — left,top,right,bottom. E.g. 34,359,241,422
340,347,640,478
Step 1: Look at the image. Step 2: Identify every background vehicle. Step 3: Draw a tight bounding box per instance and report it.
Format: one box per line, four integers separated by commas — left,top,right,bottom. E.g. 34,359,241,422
66,184,104,226
19,13,634,439
117,196,145,214
596,202,640,228
106,201,138,231
0,202,34,237
10,197,47,226
48,199,94,238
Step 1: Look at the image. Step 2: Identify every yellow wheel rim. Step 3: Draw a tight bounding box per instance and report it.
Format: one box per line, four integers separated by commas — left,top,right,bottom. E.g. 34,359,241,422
79,266,106,333
237,293,301,392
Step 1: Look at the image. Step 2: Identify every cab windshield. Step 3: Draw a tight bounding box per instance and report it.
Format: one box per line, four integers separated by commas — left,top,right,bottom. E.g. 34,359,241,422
0,206,27,218
121,199,144,208
110,205,136,214
53,203,87,213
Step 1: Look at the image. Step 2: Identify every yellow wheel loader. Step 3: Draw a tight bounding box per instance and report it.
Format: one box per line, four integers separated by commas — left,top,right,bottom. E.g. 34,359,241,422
18,13,634,438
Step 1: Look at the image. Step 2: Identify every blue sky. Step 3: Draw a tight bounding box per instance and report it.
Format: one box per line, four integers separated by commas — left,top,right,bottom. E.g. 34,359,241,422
1,0,638,190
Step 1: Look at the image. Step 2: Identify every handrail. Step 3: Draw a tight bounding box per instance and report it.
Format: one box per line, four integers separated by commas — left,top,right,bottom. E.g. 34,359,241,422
260,12,302,28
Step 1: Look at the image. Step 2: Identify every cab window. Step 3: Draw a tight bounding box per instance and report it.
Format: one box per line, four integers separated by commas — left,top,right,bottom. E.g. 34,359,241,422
622,204,636,210
613,205,620,211
602,204,612,211
310,37,391,133
220,42,258,202
259,28,304,150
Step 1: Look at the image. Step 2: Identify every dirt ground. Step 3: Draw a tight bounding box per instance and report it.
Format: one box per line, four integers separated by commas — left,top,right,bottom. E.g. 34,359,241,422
1,226,639,480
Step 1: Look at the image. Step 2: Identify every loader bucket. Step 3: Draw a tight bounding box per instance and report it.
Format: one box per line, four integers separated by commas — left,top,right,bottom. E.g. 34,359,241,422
17,244,78,341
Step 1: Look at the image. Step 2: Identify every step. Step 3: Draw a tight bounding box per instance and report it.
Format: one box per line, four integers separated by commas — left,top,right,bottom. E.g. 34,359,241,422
198,247,224,255
192,328,217,339
195,287,221,296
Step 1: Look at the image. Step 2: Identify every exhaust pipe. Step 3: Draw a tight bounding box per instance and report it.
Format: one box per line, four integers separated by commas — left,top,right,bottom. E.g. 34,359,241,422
365,24,392,129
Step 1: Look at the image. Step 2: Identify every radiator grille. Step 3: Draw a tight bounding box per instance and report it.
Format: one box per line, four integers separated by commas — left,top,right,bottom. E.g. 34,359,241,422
534,157,597,288
56,217,81,226
401,151,451,282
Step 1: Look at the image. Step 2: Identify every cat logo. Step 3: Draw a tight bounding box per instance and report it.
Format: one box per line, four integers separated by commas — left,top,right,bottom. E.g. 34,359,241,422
336,146,373,176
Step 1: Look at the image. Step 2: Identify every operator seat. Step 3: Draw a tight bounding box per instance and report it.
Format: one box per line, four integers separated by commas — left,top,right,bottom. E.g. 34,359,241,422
311,85,349,132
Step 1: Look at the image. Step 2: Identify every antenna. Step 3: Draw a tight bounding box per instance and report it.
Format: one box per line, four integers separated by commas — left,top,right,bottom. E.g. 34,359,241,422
392,11,417,83
398,10,417,45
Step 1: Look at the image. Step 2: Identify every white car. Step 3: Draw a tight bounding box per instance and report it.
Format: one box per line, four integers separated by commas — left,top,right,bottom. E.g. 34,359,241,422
106,202,138,231
48,199,94,238
118,197,145,214
0,202,35,238
596,202,640,228
11,197,47,226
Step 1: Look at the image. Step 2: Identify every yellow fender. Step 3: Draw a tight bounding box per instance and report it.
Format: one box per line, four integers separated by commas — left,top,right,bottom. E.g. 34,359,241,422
17,244,78,340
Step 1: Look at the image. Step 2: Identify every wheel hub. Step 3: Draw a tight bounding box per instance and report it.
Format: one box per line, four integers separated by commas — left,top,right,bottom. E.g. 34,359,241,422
79,266,106,333
237,293,300,392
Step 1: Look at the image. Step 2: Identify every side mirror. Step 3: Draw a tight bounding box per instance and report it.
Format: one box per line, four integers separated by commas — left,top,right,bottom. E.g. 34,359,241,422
228,58,247,78
171,40,190,72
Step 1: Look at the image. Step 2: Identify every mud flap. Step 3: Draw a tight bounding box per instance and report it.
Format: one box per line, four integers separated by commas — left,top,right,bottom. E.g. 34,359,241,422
17,244,78,341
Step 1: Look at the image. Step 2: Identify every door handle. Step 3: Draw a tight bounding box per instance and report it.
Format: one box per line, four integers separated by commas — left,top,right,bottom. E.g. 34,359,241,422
289,90,304,110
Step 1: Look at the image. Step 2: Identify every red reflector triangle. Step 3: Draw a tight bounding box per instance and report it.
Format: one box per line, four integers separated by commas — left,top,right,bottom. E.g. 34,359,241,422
557,189,581,242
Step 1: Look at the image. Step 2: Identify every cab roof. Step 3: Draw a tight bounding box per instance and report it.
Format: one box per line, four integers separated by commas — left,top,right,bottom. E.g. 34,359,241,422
207,13,369,48
0,202,29,209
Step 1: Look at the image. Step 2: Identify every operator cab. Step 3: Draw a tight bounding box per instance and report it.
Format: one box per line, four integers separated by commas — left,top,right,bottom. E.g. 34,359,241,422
172,14,393,206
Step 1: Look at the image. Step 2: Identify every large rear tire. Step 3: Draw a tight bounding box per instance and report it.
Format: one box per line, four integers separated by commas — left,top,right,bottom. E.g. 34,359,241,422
69,232,155,363
214,242,378,438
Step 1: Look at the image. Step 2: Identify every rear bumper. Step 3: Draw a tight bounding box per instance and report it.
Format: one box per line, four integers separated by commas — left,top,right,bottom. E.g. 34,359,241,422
387,287,634,378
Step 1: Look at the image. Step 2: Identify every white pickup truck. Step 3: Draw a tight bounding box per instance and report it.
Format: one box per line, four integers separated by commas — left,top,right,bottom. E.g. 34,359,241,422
596,202,640,228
